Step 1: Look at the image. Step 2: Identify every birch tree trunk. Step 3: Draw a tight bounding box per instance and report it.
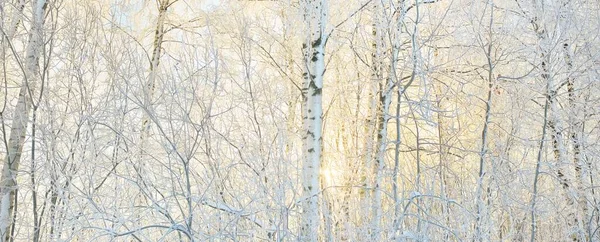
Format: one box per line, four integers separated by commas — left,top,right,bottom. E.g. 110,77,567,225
369,2,386,239
0,0,26,52
563,40,588,240
140,0,169,152
361,2,383,223
299,0,327,241
135,0,170,217
0,0,46,240
530,6,579,239
559,3,588,234
520,0,583,239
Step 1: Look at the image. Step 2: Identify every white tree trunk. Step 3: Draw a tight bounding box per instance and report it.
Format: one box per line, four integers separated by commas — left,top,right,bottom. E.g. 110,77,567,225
300,0,327,241
0,0,46,240
141,0,169,137
526,1,582,239
138,0,169,167
369,2,386,239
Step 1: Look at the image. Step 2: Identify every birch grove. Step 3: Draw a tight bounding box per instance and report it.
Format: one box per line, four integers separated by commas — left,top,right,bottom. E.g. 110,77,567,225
0,0,599,241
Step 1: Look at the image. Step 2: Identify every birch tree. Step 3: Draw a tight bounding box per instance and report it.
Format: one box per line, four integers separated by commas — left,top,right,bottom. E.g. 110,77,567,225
299,0,327,240
0,0,596,240
0,1,46,240
524,0,583,239
138,0,173,181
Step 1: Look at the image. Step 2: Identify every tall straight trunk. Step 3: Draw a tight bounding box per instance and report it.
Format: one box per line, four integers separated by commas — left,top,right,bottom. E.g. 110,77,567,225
0,0,46,240
362,2,384,223
435,87,451,240
390,31,405,239
563,42,588,239
372,72,394,241
581,92,598,240
391,83,404,239
388,2,408,240
428,44,452,242
529,63,552,242
369,1,387,239
474,2,494,240
360,54,377,233
299,0,327,241
556,1,588,235
546,63,581,241
546,56,580,241
375,6,408,238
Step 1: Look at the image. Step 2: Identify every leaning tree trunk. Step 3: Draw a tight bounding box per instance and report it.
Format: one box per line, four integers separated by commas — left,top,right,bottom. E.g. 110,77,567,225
299,0,327,241
0,0,46,240
1,0,26,66
140,0,169,158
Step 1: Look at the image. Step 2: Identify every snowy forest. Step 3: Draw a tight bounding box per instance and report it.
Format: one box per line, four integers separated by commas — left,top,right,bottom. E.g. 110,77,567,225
1,0,599,241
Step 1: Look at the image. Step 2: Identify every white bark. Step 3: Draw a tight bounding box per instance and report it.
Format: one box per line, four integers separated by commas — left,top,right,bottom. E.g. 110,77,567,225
141,0,169,136
528,1,580,238
135,0,169,218
369,2,386,239
0,0,46,240
559,1,589,236
300,0,327,241
0,0,26,42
